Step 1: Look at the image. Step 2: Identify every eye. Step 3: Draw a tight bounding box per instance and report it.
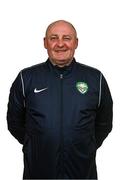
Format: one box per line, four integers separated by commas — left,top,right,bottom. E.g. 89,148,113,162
63,36,72,41
50,36,58,41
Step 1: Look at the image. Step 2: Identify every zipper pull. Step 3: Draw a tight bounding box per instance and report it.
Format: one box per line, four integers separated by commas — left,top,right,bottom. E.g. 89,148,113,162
60,74,63,79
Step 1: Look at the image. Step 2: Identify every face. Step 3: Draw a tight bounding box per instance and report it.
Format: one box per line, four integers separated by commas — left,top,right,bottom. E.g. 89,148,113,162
44,21,78,67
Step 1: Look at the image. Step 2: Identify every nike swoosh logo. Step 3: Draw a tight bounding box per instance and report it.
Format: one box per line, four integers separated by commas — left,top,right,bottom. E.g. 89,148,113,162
34,87,48,93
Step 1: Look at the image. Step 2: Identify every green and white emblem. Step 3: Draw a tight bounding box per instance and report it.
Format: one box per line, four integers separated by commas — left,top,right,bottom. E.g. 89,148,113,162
76,82,88,94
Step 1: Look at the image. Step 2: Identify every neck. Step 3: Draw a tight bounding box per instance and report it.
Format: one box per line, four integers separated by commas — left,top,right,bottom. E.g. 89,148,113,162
49,58,73,67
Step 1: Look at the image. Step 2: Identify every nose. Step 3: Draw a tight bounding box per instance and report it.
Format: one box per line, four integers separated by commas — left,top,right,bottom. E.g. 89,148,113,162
57,39,64,48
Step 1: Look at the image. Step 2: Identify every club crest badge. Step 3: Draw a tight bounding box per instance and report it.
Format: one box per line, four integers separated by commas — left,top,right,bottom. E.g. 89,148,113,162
76,82,88,94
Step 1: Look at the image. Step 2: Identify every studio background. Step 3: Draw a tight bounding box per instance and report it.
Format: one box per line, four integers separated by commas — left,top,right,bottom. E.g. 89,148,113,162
0,0,119,179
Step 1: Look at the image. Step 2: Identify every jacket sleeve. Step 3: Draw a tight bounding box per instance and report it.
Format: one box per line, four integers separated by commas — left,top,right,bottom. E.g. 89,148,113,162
7,71,26,144
95,73,113,149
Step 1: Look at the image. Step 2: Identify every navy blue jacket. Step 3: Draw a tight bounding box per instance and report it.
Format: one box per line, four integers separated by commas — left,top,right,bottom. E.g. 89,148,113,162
7,58,113,179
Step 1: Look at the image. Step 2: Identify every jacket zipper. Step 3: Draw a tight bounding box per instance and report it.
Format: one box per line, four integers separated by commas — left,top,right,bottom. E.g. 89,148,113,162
60,73,64,178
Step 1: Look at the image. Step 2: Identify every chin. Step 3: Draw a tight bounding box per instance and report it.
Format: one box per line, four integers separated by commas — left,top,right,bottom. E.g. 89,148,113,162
56,59,71,66
56,59,68,64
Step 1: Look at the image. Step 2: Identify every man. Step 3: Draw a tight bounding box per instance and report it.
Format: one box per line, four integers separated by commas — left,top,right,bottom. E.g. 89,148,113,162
7,20,113,179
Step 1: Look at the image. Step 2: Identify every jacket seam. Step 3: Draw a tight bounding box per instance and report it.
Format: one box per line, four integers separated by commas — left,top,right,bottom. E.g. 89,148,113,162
20,71,25,107
98,72,102,107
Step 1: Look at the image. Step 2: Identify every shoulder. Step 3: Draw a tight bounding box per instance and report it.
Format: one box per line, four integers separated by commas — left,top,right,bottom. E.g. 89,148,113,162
18,61,47,86
75,61,101,75
20,61,48,80
21,61,46,75
75,61,102,87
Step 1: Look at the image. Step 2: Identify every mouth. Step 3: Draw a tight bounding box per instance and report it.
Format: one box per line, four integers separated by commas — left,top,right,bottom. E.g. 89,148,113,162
55,49,68,52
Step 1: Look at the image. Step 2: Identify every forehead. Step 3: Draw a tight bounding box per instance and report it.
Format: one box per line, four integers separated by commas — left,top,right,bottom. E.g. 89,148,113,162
46,22,76,36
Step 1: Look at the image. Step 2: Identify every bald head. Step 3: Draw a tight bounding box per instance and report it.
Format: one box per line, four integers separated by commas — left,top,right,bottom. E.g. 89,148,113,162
44,20,78,67
45,20,77,38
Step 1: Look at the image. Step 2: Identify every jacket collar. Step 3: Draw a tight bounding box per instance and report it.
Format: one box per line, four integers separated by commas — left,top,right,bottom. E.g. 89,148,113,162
46,58,76,77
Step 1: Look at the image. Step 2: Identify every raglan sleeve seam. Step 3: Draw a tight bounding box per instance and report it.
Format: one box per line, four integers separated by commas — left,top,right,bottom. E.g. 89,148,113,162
98,72,102,108
20,70,26,107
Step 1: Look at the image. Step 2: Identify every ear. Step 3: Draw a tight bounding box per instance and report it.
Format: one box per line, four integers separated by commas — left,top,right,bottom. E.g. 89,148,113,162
75,38,78,49
44,37,47,49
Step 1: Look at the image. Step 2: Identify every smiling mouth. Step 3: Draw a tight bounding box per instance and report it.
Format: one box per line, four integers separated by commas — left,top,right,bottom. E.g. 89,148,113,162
55,49,67,52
